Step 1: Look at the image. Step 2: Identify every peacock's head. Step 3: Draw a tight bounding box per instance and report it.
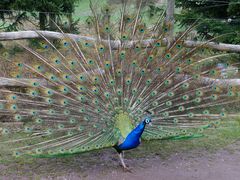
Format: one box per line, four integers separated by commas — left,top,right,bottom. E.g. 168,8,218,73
143,116,152,126
143,110,153,126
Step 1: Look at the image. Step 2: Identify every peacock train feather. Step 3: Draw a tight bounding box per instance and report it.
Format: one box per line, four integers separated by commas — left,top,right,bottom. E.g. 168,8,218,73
0,1,239,162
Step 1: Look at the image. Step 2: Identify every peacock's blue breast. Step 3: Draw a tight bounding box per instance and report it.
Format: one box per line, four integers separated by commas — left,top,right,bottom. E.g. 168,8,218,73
117,121,145,151
117,135,141,150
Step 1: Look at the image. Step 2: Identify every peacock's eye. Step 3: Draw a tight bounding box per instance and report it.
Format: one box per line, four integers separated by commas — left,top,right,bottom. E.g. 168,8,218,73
146,119,150,123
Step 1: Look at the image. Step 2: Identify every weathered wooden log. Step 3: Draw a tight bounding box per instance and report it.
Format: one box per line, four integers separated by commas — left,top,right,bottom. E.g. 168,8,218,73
0,31,240,52
184,40,240,53
1,76,240,87
0,31,149,49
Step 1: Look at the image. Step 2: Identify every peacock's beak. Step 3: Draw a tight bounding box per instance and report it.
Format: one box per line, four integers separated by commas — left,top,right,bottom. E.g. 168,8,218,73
149,122,153,126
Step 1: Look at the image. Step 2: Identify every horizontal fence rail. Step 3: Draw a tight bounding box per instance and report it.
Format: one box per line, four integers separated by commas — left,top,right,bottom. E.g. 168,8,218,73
1,76,240,88
0,31,240,52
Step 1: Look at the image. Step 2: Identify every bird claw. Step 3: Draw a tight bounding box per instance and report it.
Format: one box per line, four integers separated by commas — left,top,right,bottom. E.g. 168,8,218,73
122,166,133,173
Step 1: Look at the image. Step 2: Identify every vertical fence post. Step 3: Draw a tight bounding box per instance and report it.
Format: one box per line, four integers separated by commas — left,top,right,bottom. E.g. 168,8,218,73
165,0,175,46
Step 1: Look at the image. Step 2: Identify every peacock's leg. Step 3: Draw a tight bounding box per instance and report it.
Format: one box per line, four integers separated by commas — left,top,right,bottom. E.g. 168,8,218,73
119,152,126,168
119,152,132,172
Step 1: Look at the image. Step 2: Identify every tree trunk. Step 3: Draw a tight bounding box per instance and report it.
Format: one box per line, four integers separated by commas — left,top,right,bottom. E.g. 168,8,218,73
165,0,175,46
67,13,73,32
49,13,56,31
39,12,47,30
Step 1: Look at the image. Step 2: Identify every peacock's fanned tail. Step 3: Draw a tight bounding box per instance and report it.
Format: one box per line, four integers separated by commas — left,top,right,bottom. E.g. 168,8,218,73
0,2,239,157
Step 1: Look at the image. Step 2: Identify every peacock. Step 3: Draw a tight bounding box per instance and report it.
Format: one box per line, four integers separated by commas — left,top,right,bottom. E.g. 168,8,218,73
0,0,239,171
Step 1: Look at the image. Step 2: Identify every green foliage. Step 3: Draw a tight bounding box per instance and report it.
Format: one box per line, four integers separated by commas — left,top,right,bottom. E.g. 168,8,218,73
0,0,80,31
176,0,240,44
0,0,28,31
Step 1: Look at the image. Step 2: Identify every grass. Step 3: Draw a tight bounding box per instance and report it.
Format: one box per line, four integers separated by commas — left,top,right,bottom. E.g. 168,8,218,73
132,117,240,159
72,0,169,28
73,0,98,21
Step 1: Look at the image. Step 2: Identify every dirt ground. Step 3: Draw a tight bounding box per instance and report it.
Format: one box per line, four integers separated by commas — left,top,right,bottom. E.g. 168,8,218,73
0,140,239,180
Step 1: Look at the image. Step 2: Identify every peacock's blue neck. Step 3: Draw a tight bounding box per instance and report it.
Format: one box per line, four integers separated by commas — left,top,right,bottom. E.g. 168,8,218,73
133,121,146,137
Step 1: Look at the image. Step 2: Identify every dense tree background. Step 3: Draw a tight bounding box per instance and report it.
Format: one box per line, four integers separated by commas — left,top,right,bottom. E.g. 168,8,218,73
176,0,240,44
0,0,79,31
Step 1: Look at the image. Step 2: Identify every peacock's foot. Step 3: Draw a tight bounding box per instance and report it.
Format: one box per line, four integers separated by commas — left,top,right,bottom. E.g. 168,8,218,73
123,166,133,173
121,164,133,173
